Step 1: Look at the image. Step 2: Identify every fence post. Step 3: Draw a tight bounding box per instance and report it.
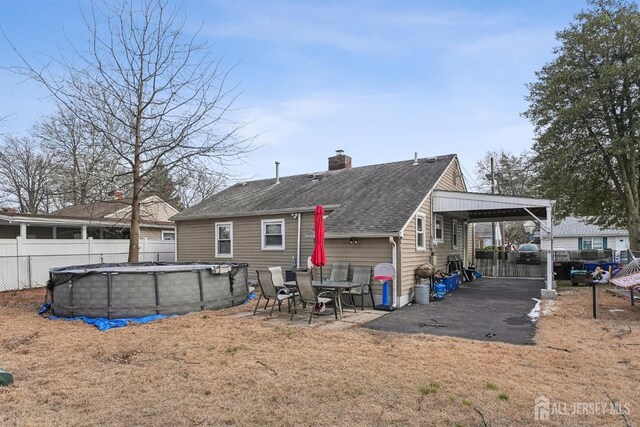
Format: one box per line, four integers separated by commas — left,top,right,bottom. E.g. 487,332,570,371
27,255,32,289
16,237,22,290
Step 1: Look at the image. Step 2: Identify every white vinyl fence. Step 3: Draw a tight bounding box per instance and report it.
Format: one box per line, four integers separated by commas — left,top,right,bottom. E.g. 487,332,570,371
0,238,175,291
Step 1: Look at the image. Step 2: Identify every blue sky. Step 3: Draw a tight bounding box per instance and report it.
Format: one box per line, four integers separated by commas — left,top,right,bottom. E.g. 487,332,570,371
0,0,589,190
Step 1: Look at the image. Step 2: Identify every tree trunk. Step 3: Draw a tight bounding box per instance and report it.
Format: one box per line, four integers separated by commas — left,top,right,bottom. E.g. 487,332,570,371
128,159,142,262
628,209,640,252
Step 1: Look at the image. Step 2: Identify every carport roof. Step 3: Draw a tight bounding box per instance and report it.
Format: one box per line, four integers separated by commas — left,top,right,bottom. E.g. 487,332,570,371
432,191,555,223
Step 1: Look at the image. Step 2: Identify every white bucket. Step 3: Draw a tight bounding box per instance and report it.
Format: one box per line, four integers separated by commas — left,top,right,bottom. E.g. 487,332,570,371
415,284,430,305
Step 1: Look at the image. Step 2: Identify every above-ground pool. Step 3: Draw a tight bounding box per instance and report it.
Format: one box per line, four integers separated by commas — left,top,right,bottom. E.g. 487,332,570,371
47,262,249,319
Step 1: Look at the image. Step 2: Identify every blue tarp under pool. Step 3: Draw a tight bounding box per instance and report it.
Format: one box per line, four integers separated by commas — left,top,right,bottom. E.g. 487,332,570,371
48,314,170,331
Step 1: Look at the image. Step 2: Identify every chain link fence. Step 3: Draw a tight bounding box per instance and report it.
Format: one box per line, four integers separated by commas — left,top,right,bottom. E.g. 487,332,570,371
474,249,630,278
0,251,175,291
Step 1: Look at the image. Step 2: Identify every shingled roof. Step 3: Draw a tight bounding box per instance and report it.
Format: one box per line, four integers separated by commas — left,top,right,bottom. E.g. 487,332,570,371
552,216,628,237
52,200,133,219
173,154,458,236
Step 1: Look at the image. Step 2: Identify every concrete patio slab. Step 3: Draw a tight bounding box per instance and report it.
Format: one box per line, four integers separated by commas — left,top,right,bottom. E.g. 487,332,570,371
240,306,389,329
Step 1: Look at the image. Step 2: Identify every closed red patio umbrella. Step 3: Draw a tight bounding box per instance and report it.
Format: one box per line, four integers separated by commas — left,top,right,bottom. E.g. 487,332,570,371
311,205,326,281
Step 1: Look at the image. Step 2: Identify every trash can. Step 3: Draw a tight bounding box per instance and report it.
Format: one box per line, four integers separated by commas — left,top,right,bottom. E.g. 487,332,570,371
415,284,429,305
553,261,569,280
585,262,599,272
567,261,584,272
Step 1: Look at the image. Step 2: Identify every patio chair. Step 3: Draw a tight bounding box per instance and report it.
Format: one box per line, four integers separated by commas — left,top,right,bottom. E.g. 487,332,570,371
269,265,299,300
329,261,350,282
342,266,374,311
268,266,286,289
253,269,296,317
291,271,337,324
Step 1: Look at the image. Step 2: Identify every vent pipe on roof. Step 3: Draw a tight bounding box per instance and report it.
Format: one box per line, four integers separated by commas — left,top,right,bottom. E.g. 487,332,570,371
413,152,418,165
275,161,280,184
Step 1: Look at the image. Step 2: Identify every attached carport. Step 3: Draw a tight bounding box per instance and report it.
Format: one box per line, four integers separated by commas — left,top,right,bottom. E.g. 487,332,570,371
432,190,557,299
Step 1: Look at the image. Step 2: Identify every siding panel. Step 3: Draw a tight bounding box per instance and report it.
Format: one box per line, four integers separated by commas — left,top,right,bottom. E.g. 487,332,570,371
398,158,467,300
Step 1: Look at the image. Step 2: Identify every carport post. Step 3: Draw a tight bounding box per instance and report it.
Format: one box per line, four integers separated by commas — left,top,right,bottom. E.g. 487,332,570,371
542,205,556,299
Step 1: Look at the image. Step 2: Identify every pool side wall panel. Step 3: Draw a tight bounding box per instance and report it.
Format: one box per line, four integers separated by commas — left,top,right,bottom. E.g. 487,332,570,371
50,264,249,319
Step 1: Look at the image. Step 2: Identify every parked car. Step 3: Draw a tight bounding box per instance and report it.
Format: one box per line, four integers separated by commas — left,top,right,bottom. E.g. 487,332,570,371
516,243,541,265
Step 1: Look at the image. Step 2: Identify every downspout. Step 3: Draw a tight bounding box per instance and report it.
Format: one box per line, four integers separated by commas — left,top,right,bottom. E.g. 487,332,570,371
389,236,398,309
296,212,301,268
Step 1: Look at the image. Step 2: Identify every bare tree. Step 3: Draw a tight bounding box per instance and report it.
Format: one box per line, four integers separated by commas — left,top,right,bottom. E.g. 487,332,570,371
9,0,251,261
475,150,537,197
34,105,126,208
0,136,55,213
174,161,227,209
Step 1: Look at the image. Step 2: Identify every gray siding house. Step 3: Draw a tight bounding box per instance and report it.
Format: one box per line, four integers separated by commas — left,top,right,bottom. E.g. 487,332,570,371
172,152,470,308
541,216,630,252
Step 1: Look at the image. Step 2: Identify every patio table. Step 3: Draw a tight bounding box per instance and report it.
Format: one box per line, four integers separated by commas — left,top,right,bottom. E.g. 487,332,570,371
312,281,359,318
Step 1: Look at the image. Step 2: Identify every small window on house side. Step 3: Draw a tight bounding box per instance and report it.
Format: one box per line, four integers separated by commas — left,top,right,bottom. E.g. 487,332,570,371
216,222,233,257
452,219,459,249
262,219,285,250
416,213,426,250
434,214,444,243
162,231,175,241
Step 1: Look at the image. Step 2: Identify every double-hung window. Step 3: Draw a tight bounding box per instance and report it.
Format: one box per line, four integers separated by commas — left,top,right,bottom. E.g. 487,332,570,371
215,222,233,258
262,219,285,250
416,213,426,250
434,214,444,243
452,219,459,249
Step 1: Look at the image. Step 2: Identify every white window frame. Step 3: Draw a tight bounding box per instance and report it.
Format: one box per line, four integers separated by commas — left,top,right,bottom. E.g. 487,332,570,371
416,213,426,251
434,214,444,243
583,237,603,250
261,219,285,250
215,222,233,258
452,219,459,249
161,230,175,241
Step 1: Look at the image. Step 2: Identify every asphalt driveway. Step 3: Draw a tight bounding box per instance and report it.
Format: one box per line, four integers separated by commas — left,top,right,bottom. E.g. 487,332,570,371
364,278,543,345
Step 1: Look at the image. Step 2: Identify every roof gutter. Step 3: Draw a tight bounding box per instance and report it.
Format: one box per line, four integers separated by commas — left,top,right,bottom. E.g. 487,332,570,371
172,204,342,222
0,215,15,224
324,232,400,239
0,215,172,229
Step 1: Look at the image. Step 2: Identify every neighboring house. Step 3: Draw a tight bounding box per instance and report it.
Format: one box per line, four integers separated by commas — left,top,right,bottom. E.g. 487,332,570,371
172,152,472,308
541,216,629,252
474,223,502,248
0,195,177,240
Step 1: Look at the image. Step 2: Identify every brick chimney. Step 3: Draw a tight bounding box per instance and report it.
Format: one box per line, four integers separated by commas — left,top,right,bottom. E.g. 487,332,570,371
328,150,352,171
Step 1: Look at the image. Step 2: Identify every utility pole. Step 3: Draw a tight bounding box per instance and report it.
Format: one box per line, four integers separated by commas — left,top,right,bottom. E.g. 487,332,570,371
490,157,497,277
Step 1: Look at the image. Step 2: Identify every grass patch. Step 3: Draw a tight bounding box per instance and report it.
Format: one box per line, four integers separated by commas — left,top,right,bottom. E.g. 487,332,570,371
462,399,472,407
420,382,440,395
226,345,246,355
485,382,498,390
204,390,211,396
499,393,509,401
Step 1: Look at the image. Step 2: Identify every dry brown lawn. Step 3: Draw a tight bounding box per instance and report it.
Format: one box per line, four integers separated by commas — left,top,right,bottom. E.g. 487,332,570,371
1,286,639,426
